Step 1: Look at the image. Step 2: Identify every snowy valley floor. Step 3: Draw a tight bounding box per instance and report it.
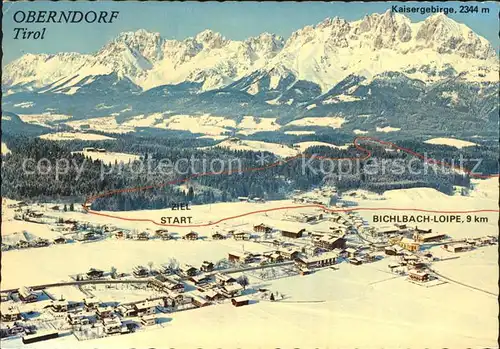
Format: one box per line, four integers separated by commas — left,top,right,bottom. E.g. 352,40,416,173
1,179,498,348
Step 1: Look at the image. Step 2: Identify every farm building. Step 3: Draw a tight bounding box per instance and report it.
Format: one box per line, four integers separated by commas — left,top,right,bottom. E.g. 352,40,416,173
214,273,237,285
17,240,30,249
363,252,379,263
399,238,420,252
76,231,97,241
33,238,50,247
233,231,252,241
228,251,254,264
133,301,157,317
349,258,362,266
48,300,69,313
141,315,156,326
165,291,185,305
211,232,225,240
133,265,150,278
280,249,300,260
83,297,100,311
384,245,406,256
113,230,125,239
344,247,358,258
408,269,430,282
151,276,185,293
253,224,272,234
203,289,226,302
231,296,250,307
183,231,199,240
295,251,339,270
478,236,496,245
200,261,214,272
67,313,90,326
18,287,38,303
281,228,305,239
86,268,104,279
179,264,199,277
96,306,115,319
22,331,59,345
192,295,211,307
154,229,173,240
136,231,149,241
414,227,432,234
222,283,243,297
444,243,471,253
103,317,124,334
414,232,447,243
53,236,66,244
155,229,168,237
1,304,21,322
190,274,211,286
267,252,284,263
314,235,346,250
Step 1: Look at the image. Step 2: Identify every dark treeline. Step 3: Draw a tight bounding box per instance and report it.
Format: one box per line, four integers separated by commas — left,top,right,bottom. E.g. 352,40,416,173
2,135,495,211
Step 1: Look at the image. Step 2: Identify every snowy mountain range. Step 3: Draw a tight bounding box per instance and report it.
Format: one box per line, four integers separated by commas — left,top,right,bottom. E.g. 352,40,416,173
2,11,498,137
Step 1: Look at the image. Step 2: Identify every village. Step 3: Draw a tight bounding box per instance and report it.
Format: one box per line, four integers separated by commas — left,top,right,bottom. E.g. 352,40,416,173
0,186,498,345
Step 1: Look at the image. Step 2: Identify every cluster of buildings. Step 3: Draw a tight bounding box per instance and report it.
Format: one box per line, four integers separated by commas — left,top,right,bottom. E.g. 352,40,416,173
82,147,106,153
0,258,253,343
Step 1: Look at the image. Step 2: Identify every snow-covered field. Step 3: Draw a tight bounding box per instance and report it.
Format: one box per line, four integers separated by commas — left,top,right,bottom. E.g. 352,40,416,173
155,114,236,136
2,251,498,348
288,116,345,129
202,139,352,157
1,179,497,348
293,141,349,152
201,139,298,157
66,114,281,137
39,132,115,141
237,116,280,135
18,113,72,128
73,150,140,165
1,142,11,155
376,126,401,133
66,117,134,134
424,137,477,148
353,178,498,240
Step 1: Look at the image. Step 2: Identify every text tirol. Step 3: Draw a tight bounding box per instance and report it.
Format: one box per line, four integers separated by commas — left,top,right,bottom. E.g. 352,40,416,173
12,11,119,40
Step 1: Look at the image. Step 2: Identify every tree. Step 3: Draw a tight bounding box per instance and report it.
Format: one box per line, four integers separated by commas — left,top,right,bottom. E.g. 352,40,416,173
168,258,179,272
187,187,194,201
110,266,117,279
70,203,75,211
63,204,67,212
270,293,275,301
237,275,249,289
147,261,154,274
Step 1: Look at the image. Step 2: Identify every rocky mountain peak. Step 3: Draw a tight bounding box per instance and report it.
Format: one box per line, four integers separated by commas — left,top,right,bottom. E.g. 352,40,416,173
98,29,165,64
194,29,227,49
245,32,284,56
416,13,495,59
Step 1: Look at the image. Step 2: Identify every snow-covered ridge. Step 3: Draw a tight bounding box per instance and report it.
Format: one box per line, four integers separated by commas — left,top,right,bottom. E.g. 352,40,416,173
2,11,497,93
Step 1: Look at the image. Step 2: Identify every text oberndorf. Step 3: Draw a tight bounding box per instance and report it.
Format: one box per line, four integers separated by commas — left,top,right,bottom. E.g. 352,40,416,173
12,10,119,40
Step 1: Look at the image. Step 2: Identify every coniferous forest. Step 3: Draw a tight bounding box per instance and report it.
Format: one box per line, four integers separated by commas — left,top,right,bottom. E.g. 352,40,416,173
1,131,497,211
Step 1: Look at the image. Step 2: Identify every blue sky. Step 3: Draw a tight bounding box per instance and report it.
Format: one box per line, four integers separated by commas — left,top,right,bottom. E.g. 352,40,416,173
3,1,499,64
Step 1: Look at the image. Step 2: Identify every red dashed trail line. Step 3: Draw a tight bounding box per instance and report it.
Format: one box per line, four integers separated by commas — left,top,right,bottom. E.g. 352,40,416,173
83,136,499,227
